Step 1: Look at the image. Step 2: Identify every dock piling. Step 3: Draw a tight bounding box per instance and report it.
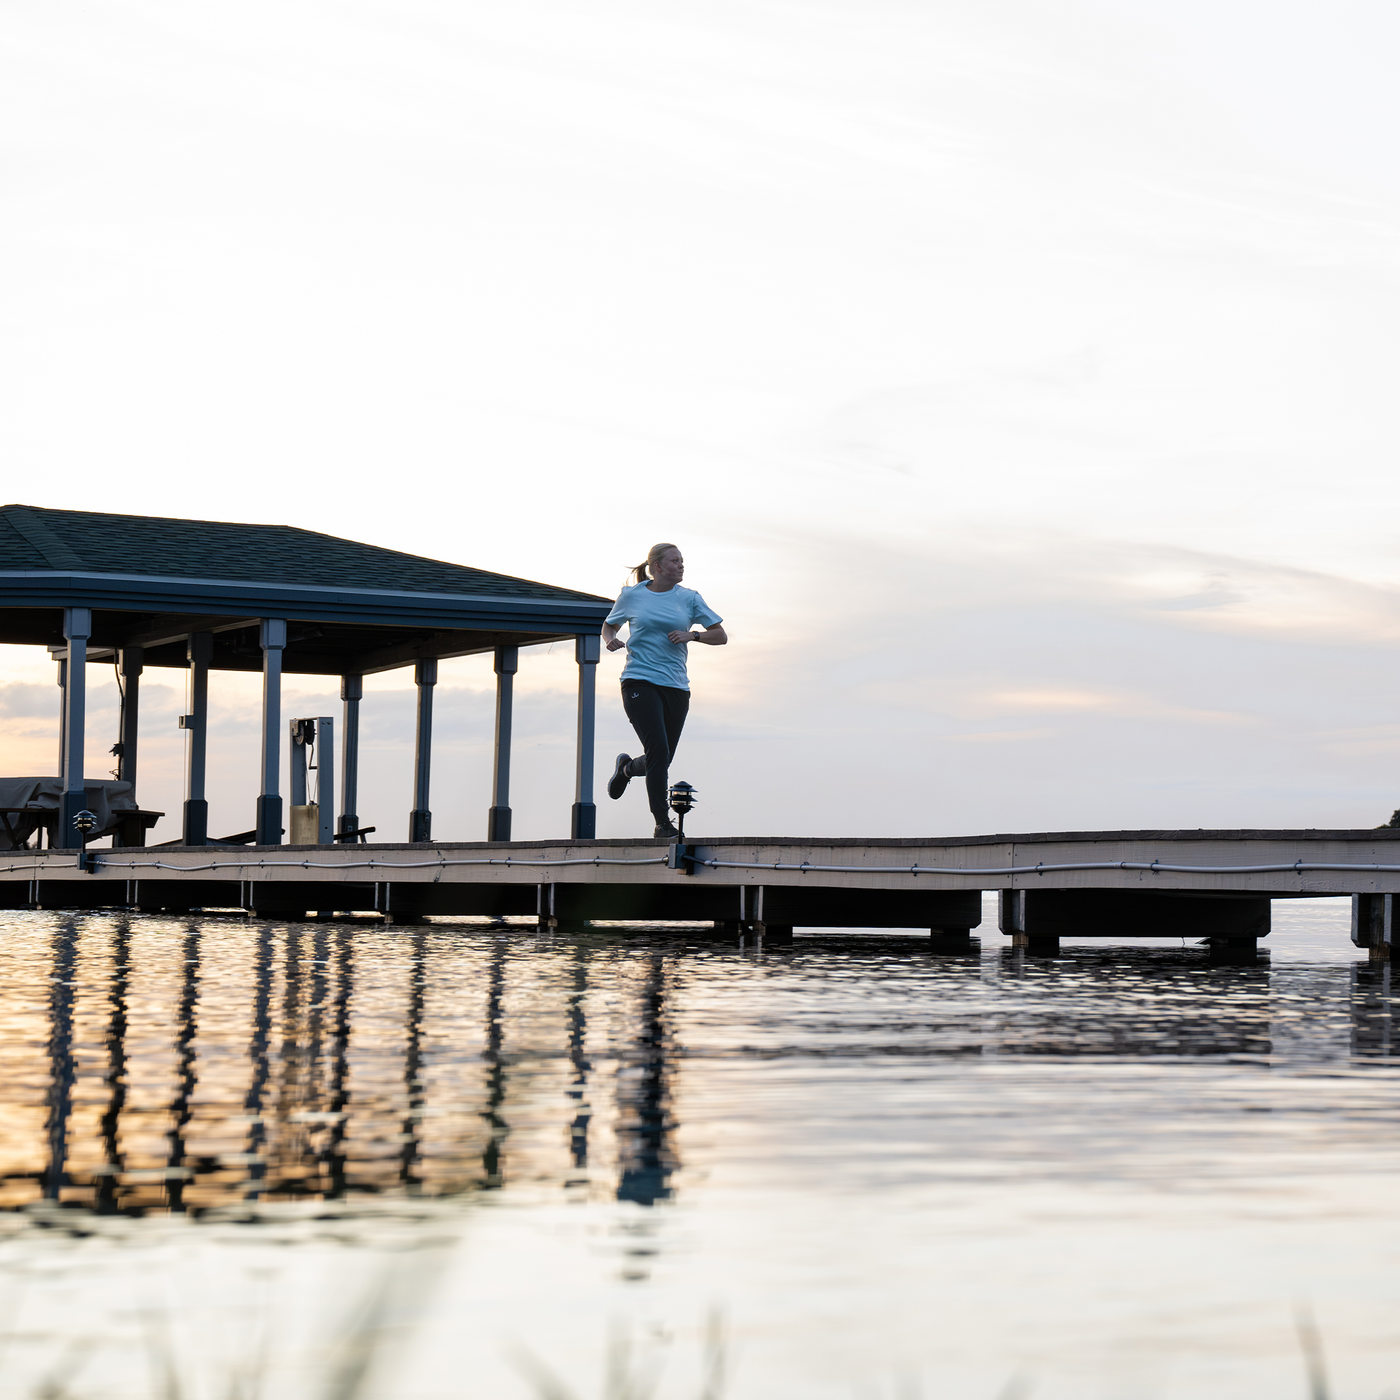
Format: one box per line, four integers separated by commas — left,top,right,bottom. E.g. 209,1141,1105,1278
1352,893,1393,962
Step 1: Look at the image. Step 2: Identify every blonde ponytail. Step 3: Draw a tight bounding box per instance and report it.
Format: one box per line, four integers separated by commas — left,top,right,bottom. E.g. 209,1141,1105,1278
631,542,679,585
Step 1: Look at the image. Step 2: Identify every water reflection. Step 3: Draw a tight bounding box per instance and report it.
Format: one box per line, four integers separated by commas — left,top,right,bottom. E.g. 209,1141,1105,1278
566,946,592,1182
43,920,77,1200
616,954,676,1207
401,930,426,1191
166,925,199,1212
243,922,274,1201
474,937,506,1190
0,918,1394,1217
1351,962,1394,1058
325,929,352,1199
992,949,1275,1058
95,919,129,1214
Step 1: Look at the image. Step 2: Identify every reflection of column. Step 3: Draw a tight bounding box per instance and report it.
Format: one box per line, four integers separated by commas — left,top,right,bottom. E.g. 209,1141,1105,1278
95,920,130,1215
307,928,329,1092
295,928,329,1188
1350,962,1393,1058
44,921,79,1199
615,955,676,1206
480,939,507,1189
400,931,426,1191
566,948,592,1178
323,930,354,1198
273,928,306,1189
242,924,275,1200
166,927,201,1212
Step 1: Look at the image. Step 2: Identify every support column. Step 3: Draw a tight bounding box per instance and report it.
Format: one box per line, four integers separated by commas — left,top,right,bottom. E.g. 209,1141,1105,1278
409,657,436,843
338,675,362,837
488,645,517,841
52,649,67,782
182,632,212,846
59,608,91,849
571,634,599,840
256,619,286,846
115,645,143,799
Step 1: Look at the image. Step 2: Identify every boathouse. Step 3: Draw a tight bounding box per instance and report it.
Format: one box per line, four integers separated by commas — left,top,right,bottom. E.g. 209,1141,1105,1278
5,505,1400,958
0,504,612,849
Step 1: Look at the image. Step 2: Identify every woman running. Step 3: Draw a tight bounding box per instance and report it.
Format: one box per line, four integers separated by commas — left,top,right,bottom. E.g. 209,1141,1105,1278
603,543,727,837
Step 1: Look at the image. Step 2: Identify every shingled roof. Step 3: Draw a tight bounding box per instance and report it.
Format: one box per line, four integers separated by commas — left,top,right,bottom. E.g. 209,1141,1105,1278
0,504,606,604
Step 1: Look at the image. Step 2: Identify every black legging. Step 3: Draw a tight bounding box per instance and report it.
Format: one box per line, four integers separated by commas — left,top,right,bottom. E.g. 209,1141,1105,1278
621,680,691,823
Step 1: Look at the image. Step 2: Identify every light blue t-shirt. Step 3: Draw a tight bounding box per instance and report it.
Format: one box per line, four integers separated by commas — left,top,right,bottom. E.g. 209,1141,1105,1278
605,583,723,692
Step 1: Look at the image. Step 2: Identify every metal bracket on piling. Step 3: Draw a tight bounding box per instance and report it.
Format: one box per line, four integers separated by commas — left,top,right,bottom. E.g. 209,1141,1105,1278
668,842,697,876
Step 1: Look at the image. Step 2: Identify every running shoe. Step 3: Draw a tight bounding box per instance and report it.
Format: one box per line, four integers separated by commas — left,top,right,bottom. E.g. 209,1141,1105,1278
608,753,632,800
653,819,680,840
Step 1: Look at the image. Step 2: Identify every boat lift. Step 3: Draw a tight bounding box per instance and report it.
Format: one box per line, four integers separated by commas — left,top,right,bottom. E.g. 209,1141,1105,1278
289,717,333,845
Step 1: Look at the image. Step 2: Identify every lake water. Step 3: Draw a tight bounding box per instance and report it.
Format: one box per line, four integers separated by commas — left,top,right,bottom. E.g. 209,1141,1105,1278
0,898,1397,1399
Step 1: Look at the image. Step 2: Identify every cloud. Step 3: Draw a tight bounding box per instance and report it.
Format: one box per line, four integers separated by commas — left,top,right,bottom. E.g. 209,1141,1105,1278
1,1,1398,843
0,683,60,719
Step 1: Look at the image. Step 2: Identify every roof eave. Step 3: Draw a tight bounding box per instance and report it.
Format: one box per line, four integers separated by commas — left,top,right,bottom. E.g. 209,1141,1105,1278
0,570,611,634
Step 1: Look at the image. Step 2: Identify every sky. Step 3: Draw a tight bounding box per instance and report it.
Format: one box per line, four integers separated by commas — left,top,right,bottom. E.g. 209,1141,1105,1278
3,0,1400,842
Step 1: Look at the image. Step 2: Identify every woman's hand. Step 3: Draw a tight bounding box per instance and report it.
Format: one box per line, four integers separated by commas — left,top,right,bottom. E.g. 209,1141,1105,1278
602,622,626,652
669,624,727,646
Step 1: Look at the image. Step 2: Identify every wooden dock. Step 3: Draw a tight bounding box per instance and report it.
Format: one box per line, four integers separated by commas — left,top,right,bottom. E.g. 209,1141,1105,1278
4,828,1399,958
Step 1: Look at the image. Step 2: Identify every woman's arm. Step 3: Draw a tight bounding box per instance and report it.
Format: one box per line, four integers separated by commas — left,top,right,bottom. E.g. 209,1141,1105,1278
603,621,626,652
667,624,727,646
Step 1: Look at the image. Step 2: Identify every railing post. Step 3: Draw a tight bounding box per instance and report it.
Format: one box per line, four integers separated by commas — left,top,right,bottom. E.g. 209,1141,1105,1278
256,619,286,845
488,645,517,841
409,657,436,842
58,608,91,849
571,633,599,840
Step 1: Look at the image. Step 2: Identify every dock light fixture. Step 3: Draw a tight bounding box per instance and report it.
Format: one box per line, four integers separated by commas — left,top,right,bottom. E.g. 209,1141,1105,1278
668,781,696,839
73,809,100,872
